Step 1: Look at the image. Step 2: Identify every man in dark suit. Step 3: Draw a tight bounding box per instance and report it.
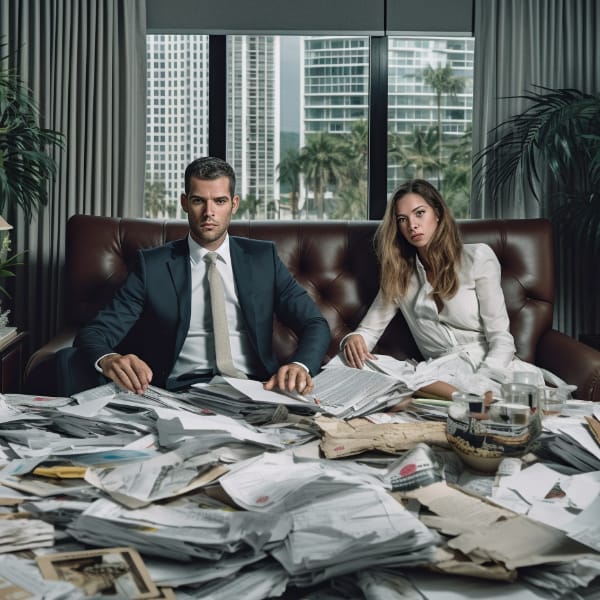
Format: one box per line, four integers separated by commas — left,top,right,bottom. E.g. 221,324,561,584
63,157,330,396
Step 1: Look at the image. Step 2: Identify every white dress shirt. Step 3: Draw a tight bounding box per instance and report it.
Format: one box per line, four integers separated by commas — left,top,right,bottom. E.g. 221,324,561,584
350,244,517,370
170,234,262,379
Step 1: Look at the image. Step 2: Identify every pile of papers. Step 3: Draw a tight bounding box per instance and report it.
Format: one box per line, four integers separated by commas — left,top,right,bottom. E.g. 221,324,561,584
0,517,54,553
540,405,600,472
0,554,81,599
183,360,416,421
219,452,438,584
0,375,597,599
68,494,292,562
306,365,413,418
491,460,600,552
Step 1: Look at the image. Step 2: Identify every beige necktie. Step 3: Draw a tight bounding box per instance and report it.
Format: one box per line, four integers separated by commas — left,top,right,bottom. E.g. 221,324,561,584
204,252,247,379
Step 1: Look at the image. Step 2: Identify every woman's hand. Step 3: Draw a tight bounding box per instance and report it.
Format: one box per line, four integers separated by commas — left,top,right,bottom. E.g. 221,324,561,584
343,334,375,369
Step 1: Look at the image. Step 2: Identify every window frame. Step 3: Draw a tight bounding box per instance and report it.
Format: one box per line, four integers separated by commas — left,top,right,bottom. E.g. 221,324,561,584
208,34,389,219
149,31,473,220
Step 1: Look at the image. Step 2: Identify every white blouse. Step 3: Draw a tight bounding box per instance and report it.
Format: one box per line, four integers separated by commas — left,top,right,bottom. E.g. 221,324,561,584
353,244,517,372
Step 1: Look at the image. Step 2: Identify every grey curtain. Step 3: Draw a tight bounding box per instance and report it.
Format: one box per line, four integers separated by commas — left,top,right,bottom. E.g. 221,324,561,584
471,0,600,338
1,0,146,351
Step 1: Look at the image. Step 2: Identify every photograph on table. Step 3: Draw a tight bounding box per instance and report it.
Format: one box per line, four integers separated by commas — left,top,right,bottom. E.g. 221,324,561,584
36,546,159,599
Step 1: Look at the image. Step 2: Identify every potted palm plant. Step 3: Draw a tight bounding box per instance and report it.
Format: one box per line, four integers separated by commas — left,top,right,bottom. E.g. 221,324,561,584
473,86,600,242
0,41,63,305
473,86,600,338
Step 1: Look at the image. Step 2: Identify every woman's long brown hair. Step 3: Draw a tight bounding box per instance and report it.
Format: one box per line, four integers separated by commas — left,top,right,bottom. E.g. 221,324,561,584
374,179,463,303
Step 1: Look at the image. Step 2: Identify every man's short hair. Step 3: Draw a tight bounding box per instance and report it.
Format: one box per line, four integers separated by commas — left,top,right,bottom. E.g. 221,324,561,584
184,157,236,196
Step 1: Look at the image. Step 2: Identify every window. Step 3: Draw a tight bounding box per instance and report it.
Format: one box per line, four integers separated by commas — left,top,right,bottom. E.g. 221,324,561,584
387,36,474,218
145,34,209,219
145,33,474,220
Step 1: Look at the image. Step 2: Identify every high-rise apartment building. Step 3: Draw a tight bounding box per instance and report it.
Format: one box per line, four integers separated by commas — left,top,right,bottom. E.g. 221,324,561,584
302,36,474,193
146,35,279,219
387,37,474,136
227,36,280,219
302,36,474,136
146,35,209,218
302,37,369,139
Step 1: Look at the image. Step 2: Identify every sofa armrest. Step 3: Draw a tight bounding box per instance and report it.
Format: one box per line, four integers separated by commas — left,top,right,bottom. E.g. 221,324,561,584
536,329,600,402
23,328,78,396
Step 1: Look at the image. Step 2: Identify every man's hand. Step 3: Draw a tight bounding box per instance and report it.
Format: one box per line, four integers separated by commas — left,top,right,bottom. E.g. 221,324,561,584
342,333,374,369
263,363,314,395
98,353,153,395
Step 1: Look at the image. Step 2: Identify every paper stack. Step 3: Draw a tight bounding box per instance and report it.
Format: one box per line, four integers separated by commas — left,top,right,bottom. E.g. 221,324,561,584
219,452,438,585
0,379,595,599
0,517,54,553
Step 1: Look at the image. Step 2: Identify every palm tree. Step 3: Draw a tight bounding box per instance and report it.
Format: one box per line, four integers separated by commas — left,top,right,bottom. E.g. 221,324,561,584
331,180,368,219
401,126,442,179
277,149,302,219
423,64,465,186
341,119,369,185
442,126,472,217
473,87,600,338
334,120,369,219
267,200,278,220
166,203,178,218
299,133,346,219
388,131,409,183
144,177,167,218
235,194,261,220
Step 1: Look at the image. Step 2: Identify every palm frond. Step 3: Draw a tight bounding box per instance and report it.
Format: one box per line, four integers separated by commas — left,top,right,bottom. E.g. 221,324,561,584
473,87,600,205
0,38,63,223
552,194,600,254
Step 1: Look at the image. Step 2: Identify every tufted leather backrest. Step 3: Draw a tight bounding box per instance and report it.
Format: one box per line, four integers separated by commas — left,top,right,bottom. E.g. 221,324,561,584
65,215,554,365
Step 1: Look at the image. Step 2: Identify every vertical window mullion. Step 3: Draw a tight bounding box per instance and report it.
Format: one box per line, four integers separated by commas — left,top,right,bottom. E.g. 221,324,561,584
368,36,388,220
209,35,227,159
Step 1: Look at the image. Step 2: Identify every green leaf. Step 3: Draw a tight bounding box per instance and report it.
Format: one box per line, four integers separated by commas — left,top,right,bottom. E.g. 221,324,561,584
0,38,64,223
473,87,600,220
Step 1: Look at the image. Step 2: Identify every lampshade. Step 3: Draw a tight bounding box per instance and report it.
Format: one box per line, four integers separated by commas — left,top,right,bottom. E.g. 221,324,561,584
0,217,13,231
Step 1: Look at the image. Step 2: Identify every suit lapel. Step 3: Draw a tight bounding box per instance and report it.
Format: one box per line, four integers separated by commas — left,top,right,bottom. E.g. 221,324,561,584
229,236,272,377
167,238,191,353
230,237,257,334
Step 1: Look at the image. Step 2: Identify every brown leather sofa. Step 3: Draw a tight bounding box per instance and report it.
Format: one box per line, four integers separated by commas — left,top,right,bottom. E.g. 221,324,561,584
24,214,600,401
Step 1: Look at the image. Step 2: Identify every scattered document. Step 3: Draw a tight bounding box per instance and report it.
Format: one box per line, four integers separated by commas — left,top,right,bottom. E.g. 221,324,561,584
0,518,54,553
0,554,80,599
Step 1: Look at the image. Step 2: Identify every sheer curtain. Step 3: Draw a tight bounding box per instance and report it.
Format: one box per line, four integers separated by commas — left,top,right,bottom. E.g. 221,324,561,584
1,0,146,351
471,0,600,338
